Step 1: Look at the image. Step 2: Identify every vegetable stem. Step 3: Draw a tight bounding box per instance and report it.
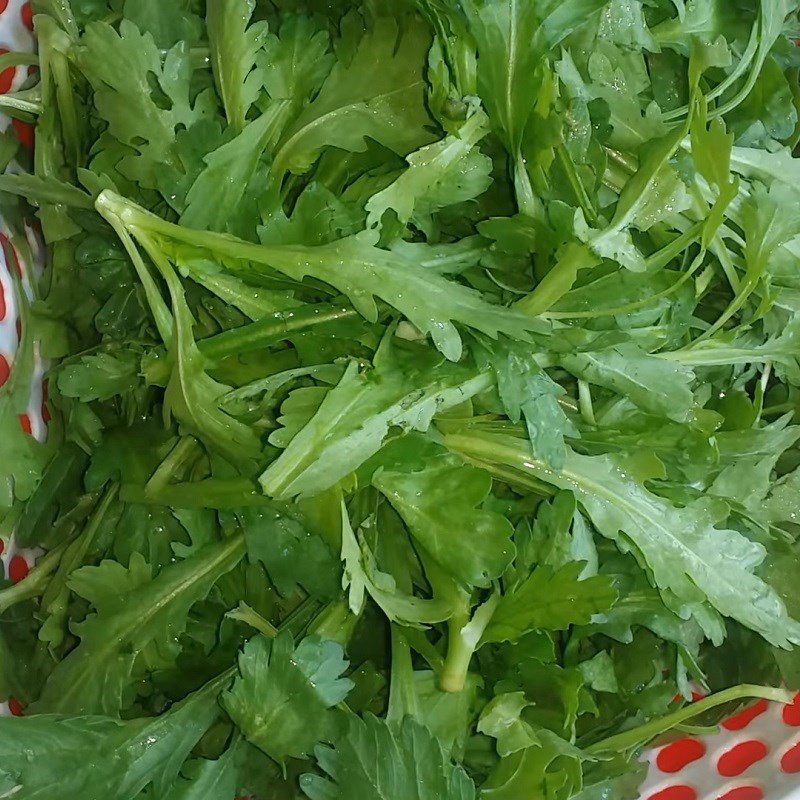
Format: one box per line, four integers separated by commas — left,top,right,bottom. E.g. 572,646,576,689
145,436,201,496
226,602,279,638
199,304,358,362
440,594,499,693
587,684,793,755
387,624,419,722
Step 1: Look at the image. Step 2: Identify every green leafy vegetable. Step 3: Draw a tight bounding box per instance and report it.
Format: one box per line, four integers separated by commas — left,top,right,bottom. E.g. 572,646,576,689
482,562,617,644
223,631,353,764
300,715,477,800
0,673,231,800
3,2,800,797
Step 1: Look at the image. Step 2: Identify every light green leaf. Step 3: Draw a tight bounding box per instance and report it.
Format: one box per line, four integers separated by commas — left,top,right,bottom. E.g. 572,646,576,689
157,257,262,464
482,562,617,644
30,536,245,715
561,343,697,422
488,338,578,469
365,108,493,237
260,337,492,499
340,504,453,625
478,692,543,756
0,674,230,800
300,715,477,800
206,0,268,132
57,350,141,402
181,107,288,232
258,14,333,108
461,0,605,154
223,632,352,764
273,16,434,177
444,430,800,648
101,192,547,362
373,454,515,587
481,730,584,800
78,21,215,188
766,468,800,525
704,182,800,337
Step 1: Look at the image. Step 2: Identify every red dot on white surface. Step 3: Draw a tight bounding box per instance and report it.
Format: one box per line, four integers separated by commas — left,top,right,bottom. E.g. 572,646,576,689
782,692,800,726
7,697,24,716
717,740,769,777
0,538,5,556
716,788,764,800
780,740,800,773
8,554,28,583
21,3,32,30
0,354,8,387
0,280,5,321
722,699,769,731
0,48,15,95
647,786,697,800
0,0,9,14
656,738,706,773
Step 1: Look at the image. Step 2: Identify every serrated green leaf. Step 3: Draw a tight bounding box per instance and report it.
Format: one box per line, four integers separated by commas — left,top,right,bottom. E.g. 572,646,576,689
30,535,245,715
445,429,800,648
260,337,493,499
483,562,617,644
0,674,230,800
206,0,268,132
300,715,477,800
223,632,352,764
272,16,434,178
373,456,515,588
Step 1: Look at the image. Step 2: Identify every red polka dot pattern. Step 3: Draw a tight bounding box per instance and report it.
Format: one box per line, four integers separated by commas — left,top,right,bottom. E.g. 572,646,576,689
0,279,5,321
0,354,8,386
18,412,31,434
780,739,800,773
722,699,769,731
717,740,769,777
0,0,9,14
656,738,706,773
8,554,28,583
782,692,800,726
20,2,32,30
7,697,24,717
716,788,764,800
0,48,15,94
0,539,4,556
648,786,697,800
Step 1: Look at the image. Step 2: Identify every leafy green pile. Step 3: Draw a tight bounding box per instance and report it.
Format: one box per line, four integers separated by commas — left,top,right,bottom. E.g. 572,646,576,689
2,0,800,797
